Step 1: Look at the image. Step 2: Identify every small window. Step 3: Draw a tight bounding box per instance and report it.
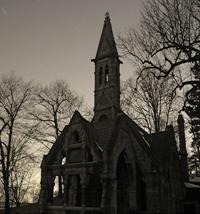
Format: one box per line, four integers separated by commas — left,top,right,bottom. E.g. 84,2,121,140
99,67,103,86
99,114,108,122
105,65,109,83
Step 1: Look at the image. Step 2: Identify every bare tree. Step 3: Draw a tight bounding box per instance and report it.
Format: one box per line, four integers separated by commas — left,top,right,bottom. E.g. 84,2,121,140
0,73,35,214
118,0,200,82
121,72,182,133
118,0,200,175
9,158,35,207
28,181,40,204
30,80,85,150
30,80,89,197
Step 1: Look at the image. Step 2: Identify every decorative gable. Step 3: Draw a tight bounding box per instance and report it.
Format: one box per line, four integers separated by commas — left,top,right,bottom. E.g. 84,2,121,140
95,92,112,110
69,110,82,125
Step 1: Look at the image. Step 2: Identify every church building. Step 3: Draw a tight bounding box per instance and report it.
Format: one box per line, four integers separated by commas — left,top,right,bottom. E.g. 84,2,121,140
38,13,189,214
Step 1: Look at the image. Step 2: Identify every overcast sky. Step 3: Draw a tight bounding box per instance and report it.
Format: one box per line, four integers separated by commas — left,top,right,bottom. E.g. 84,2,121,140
0,0,142,106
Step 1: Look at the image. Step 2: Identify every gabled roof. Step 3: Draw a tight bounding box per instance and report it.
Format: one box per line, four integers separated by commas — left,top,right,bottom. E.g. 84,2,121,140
42,109,176,174
105,112,161,171
41,124,69,167
42,111,102,166
93,13,120,62
69,110,90,126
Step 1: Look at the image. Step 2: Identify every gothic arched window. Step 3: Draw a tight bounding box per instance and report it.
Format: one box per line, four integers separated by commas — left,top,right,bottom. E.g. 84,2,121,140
99,67,103,86
71,131,80,144
105,65,109,83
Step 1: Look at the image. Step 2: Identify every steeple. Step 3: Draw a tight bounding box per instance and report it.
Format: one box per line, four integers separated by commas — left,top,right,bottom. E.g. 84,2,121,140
92,13,122,122
94,12,119,61
177,114,189,181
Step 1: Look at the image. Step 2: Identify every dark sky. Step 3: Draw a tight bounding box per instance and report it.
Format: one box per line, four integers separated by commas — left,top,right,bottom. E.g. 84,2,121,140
0,0,142,106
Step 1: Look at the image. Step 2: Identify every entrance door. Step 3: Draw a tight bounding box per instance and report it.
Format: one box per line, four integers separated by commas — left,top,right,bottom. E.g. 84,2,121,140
116,151,130,213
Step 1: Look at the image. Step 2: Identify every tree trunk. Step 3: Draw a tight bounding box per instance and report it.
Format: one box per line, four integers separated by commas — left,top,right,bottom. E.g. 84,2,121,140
4,175,11,214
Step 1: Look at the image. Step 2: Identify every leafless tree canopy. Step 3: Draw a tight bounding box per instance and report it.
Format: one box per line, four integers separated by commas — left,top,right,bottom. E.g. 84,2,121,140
0,73,36,213
29,80,85,150
121,72,182,133
118,0,200,82
118,0,200,176
9,158,35,207
0,75,92,212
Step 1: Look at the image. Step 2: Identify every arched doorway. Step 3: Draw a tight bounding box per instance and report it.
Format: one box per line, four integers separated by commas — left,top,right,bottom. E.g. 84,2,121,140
116,151,130,213
67,175,82,206
136,163,147,213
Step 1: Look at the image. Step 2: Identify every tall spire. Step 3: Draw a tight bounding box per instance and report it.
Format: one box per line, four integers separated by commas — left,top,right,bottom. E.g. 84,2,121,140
93,12,120,62
92,14,122,122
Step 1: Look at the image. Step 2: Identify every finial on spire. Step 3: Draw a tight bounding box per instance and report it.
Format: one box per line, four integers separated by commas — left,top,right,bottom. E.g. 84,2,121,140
105,11,110,21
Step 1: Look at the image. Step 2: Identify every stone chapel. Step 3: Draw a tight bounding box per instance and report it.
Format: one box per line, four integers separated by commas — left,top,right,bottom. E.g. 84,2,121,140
38,13,196,214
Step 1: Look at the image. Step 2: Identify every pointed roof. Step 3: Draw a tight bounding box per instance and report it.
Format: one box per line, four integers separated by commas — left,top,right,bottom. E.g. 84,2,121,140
92,12,120,62
42,111,102,166
104,112,161,172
